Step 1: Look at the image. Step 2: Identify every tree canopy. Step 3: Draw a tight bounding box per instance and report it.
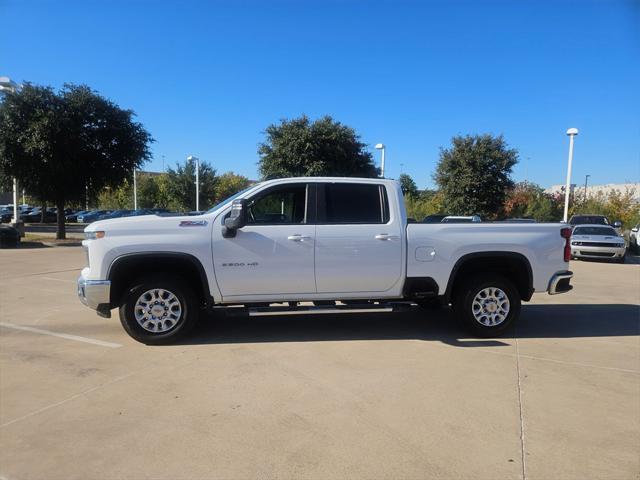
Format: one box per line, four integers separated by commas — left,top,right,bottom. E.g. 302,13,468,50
165,157,217,211
0,83,153,238
434,134,518,219
258,115,378,179
398,173,418,197
214,172,251,203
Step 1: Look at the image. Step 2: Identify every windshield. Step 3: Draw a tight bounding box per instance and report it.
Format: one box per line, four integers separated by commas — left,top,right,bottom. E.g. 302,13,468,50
205,184,258,214
573,226,618,236
570,215,608,225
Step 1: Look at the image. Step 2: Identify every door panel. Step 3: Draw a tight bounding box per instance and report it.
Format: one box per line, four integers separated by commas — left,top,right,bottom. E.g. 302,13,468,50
314,183,403,293
315,224,402,292
212,182,316,298
213,225,316,297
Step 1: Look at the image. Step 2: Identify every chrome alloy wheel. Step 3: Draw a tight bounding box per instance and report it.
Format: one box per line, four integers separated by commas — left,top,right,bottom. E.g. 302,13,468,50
134,288,182,333
471,287,510,326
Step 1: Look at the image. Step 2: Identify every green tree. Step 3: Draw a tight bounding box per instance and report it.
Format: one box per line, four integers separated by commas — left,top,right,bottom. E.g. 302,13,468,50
503,181,563,221
434,134,518,219
165,158,217,211
404,190,445,221
214,172,251,202
97,181,133,209
0,83,152,238
398,173,418,198
258,115,378,179
135,173,160,208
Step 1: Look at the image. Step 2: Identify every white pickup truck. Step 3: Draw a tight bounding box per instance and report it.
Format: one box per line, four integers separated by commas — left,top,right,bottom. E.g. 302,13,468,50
78,177,574,344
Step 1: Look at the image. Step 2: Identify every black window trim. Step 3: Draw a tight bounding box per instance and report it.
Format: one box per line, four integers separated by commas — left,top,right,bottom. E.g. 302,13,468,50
316,182,391,225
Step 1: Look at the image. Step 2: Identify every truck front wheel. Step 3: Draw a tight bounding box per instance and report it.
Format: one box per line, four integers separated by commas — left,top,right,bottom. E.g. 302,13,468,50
453,274,521,337
119,275,199,345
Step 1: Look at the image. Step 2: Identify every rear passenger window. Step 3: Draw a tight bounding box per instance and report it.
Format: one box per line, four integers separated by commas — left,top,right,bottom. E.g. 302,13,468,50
324,183,387,224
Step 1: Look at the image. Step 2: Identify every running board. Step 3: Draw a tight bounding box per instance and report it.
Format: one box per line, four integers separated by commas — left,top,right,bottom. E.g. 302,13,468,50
248,304,401,317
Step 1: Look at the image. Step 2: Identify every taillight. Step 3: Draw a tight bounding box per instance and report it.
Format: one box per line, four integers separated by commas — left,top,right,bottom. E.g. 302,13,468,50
561,227,572,262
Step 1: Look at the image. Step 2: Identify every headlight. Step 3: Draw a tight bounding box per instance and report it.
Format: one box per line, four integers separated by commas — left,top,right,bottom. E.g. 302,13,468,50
571,241,581,246
84,231,105,240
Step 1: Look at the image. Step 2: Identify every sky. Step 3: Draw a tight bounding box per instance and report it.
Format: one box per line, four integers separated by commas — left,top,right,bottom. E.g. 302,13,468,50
1,0,639,189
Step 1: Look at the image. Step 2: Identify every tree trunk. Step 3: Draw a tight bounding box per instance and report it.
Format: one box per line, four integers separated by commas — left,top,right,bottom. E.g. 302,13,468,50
56,198,66,240
41,203,46,223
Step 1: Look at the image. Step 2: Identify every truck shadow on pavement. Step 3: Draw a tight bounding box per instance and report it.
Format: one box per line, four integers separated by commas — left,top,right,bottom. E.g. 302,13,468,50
182,304,640,347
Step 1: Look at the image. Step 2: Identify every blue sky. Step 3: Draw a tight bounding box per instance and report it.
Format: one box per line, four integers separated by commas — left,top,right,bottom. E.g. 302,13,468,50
2,0,639,188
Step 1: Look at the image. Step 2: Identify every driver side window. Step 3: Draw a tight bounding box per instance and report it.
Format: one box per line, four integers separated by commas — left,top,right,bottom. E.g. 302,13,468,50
247,184,307,225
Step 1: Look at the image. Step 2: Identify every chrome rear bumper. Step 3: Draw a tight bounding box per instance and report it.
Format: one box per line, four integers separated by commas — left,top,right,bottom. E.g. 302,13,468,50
548,271,573,295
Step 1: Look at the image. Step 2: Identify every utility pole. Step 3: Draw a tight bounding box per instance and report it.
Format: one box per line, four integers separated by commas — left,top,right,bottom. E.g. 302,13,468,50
584,174,590,201
133,168,137,210
563,128,579,222
375,144,386,178
187,155,200,211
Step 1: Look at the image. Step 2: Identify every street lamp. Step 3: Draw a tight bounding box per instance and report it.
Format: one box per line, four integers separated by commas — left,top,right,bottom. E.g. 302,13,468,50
0,76,22,229
133,168,137,210
584,174,590,201
375,143,386,178
562,128,579,223
187,155,200,211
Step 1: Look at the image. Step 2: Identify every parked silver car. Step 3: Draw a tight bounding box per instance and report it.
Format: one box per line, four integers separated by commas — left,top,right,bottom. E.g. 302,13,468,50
570,225,626,263
629,224,639,254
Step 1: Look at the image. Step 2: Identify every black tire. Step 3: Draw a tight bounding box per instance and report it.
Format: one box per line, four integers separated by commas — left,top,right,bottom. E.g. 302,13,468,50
119,275,199,345
452,274,521,337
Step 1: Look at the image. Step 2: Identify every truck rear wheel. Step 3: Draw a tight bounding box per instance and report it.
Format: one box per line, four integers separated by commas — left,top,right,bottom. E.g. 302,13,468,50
453,274,521,337
119,275,199,345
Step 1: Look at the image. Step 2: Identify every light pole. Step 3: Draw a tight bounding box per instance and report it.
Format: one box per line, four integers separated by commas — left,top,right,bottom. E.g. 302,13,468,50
562,128,579,223
133,168,137,210
187,155,200,211
584,174,590,201
375,143,386,178
0,77,22,229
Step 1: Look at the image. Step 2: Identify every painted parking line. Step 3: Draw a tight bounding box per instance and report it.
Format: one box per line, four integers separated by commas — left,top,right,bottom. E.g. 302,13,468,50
0,322,122,348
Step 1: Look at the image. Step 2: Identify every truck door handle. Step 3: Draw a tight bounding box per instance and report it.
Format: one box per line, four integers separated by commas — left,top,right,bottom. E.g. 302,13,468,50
287,234,311,242
375,234,399,241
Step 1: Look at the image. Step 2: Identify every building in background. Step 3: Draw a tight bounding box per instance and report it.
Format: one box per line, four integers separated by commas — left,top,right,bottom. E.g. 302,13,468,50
545,183,640,204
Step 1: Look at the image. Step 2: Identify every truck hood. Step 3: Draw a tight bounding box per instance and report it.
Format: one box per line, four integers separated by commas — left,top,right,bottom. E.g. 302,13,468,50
84,214,211,236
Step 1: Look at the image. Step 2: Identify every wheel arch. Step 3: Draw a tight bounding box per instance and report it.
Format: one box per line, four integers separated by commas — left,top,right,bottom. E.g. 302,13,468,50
444,251,534,303
107,252,212,309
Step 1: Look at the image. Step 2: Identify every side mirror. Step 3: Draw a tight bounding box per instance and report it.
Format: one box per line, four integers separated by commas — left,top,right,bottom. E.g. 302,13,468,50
613,221,622,228
632,227,639,233
222,199,248,238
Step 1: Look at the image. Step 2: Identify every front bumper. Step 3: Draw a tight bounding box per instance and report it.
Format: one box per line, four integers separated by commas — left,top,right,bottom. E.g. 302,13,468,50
77,274,112,318
571,244,626,260
548,271,573,295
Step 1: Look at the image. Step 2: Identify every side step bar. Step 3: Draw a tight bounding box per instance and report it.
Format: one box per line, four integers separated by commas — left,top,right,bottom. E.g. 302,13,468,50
247,303,407,317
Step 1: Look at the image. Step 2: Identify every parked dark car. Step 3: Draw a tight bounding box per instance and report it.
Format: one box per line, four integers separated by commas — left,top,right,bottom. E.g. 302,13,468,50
21,208,57,223
569,214,622,231
1,208,13,223
97,209,135,220
66,210,89,222
77,210,111,223
0,224,20,248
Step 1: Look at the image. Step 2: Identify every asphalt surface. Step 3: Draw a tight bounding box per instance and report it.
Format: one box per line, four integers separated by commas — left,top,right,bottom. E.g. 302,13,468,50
0,246,638,480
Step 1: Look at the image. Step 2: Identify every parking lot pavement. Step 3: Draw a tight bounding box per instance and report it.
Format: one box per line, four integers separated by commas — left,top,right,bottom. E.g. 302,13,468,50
0,247,638,480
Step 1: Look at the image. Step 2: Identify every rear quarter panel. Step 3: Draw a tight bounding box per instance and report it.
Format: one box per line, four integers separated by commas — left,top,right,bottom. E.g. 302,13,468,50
406,223,568,294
